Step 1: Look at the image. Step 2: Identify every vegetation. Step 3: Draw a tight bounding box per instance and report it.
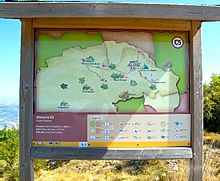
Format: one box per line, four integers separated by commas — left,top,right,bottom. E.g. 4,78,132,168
33,134,220,181
21,133,215,181
1,74,220,180
203,74,220,133
35,160,168,181
0,127,19,180
1,127,220,180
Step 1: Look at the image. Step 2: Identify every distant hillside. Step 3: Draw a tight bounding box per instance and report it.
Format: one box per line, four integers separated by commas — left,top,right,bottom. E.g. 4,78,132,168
0,98,19,129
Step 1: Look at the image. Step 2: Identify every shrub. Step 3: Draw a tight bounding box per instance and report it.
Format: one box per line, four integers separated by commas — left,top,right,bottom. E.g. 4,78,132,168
0,126,19,179
203,74,220,133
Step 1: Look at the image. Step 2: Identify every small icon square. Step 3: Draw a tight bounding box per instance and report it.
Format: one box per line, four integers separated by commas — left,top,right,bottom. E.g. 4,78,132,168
104,122,110,127
175,121,180,126
105,135,110,141
118,128,124,133
79,142,88,147
119,136,124,140
90,135,96,140
105,129,110,133
175,128,180,133
133,129,138,133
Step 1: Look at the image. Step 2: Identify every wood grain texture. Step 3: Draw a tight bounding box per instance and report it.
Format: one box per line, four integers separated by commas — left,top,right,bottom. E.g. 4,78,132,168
189,21,203,181
16,7,204,177
31,147,193,160
19,18,34,181
0,2,220,20
33,18,191,30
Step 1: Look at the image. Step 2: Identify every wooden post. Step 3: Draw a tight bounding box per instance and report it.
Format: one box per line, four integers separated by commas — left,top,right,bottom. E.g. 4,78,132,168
19,18,34,181
190,20,203,181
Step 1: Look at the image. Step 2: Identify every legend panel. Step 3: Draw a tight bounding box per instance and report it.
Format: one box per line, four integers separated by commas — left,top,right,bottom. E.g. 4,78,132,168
87,114,190,147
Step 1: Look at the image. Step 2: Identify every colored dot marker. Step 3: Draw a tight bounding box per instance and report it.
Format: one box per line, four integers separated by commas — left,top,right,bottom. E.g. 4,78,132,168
90,121,96,127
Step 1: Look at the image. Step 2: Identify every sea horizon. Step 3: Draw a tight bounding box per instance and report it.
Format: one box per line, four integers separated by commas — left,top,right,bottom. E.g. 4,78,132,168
0,97,19,129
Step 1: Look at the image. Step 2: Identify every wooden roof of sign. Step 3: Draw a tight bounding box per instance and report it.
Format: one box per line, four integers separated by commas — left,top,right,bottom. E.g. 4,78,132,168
0,2,220,21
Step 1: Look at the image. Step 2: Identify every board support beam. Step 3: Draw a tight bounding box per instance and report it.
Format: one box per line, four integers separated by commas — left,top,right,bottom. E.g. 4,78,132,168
19,18,35,181
189,20,203,181
31,147,193,160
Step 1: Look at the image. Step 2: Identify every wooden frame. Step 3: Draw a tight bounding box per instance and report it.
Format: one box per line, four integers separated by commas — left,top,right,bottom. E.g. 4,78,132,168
189,21,203,181
20,18,34,181
33,18,191,30
31,147,193,160
20,17,201,181
0,2,210,181
0,2,220,20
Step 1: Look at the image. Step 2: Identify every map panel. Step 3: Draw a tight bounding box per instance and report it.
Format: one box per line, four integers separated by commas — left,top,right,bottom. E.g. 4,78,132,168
35,30,189,113
33,29,190,148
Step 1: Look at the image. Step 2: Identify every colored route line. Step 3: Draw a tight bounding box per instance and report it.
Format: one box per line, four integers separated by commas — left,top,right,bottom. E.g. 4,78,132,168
85,65,102,80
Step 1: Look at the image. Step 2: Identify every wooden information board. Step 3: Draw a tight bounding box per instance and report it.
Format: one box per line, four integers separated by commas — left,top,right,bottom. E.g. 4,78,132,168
33,28,190,148
22,17,201,181
1,2,220,180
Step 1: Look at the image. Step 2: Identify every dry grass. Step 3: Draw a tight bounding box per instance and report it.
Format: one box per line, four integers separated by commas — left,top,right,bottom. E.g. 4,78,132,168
165,159,190,181
203,146,220,181
35,160,168,181
35,133,220,181
204,132,220,147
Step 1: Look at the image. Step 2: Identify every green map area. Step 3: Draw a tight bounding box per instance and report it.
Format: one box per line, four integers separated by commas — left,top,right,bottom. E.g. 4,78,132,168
37,32,103,69
114,97,145,112
36,31,188,113
153,33,188,93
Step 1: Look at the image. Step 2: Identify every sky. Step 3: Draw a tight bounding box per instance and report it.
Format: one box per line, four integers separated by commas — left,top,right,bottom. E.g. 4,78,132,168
0,0,220,99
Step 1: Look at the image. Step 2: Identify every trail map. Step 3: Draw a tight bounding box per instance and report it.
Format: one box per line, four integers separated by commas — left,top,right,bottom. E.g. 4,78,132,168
36,30,189,113
34,30,190,147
